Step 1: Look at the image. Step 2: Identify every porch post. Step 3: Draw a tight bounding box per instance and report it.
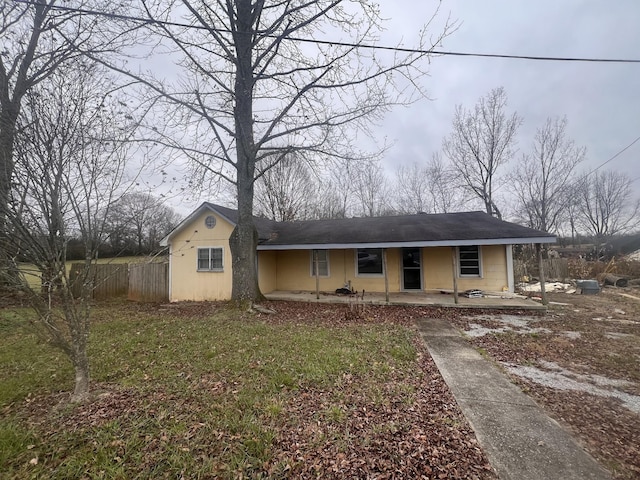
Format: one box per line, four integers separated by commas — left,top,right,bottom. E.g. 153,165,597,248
383,249,389,303
506,244,515,293
536,243,548,305
314,250,320,300
451,247,459,304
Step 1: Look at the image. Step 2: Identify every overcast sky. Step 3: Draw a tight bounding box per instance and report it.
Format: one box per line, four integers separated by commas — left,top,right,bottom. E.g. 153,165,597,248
375,0,639,192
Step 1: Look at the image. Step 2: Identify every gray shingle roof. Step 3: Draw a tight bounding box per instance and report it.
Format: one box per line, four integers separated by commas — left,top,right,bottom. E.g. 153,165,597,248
205,203,555,248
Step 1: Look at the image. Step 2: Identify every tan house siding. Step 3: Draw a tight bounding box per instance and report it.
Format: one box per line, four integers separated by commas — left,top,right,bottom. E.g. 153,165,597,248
266,248,403,293
258,250,277,294
422,245,508,292
477,244,509,292
168,210,234,301
272,249,342,292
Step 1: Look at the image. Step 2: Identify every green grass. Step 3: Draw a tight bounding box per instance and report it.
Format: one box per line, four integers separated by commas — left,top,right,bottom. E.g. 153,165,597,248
0,303,419,479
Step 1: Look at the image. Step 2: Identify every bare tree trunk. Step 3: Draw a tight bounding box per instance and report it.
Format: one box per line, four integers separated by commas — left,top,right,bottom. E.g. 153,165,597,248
230,0,262,305
71,341,90,401
0,108,19,284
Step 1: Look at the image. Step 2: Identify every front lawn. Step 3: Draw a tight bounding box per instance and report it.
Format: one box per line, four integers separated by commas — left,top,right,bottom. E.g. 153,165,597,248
0,302,493,479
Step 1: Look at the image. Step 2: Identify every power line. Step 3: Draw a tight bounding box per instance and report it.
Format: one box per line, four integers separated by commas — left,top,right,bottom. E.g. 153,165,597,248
13,0,640,64
586,135,640,176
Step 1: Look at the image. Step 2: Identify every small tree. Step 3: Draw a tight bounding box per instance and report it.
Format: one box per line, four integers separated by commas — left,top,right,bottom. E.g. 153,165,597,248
3,62,138,402
511,116,585,232
442,87,522,219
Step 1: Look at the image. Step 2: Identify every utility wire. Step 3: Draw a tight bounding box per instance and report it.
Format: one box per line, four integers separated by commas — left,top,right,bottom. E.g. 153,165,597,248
13,0,640,64
585,135,640,177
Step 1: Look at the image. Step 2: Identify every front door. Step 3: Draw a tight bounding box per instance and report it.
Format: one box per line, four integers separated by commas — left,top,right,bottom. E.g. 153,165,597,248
402,248,422,290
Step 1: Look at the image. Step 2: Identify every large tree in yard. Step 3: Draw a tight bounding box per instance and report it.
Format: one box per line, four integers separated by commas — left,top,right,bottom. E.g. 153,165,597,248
442,87,521,219
90,0,453,304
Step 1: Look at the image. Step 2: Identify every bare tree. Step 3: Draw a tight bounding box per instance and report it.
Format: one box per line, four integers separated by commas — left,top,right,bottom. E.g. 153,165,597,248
0,0,135,278
427,152,469,213
511,116,585,232
442,87,521,219
106,193,181,254
87,1,453,303
394,154,469,214
3,62,138,402
394,162,433,214
352,161,392,217
575,170,640,244
254,156,317,221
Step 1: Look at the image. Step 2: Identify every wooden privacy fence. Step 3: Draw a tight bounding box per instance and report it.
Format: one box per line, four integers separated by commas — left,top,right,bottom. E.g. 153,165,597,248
514,258,569,282
69,263,129,300
69,262,169,302
128,263,169,302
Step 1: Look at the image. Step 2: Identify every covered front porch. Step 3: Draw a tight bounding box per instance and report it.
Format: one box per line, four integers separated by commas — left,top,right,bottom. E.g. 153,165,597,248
264,289,546,311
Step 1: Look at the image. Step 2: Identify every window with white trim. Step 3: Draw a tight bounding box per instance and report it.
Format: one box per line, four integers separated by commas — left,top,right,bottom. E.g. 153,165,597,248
458,245,481,277
311,249,329,276
356,248,384,275
197,247,224,271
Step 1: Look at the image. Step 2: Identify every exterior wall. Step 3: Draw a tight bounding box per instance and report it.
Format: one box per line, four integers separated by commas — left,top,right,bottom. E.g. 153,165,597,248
169,210,234,301
270,248,402,293
422,245,508,292
258,250,277,294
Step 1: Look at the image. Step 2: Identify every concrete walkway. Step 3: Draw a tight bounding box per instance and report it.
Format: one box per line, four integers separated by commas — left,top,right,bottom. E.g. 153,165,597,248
417,318,612,480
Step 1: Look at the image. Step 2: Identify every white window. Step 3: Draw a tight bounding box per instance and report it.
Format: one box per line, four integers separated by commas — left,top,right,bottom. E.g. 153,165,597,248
197,247,224,271
356,248,384,276
310,249,329,277
458,245,481,277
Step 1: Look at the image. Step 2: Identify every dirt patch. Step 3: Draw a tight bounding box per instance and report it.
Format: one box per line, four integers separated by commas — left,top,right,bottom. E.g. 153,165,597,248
450,286,640,479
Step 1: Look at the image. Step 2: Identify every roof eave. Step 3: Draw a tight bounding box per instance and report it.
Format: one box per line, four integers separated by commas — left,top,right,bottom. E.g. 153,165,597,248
257,236,556,250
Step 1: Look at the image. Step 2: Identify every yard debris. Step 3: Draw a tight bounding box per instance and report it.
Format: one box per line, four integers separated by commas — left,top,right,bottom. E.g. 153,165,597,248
463,289,483,298
518,281,573,293
251,303,277,314
603,274,629,288
576,279,600,295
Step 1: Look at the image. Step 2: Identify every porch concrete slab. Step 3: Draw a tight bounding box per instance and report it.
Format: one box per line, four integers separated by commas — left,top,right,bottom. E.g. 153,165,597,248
417,318,612,480
264,290,546,311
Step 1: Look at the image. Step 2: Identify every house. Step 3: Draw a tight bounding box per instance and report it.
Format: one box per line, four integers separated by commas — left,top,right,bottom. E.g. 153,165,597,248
160,202,556,302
